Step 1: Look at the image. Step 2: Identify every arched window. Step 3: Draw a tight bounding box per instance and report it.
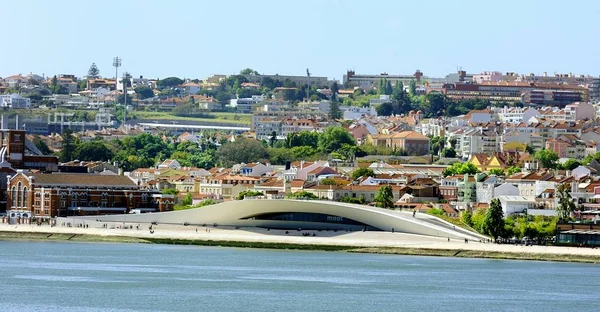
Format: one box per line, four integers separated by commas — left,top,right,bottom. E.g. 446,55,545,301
17,182,22,208
11,187,17,207
23,187,28,207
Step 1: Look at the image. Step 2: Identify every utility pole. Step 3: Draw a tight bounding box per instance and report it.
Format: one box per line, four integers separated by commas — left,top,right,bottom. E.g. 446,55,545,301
122,72,130,124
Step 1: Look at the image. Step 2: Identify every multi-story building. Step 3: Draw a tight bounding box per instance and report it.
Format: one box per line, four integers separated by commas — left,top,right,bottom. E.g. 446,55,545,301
0,94,31,109
343,70,425,88
545,135,586,159
198,174,262,200
243,73,330,87
439,175,461,202
456,174,477,209
496,107,528,124
472,71,503,84
6,171,174,220
281,118,322,137
254,117,282,140
564,102,595,121
458,128,500,160
442,81,589,105
366,131,430,156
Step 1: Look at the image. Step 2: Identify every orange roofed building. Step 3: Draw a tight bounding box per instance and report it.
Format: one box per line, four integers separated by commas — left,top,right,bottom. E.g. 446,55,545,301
366,131,430,156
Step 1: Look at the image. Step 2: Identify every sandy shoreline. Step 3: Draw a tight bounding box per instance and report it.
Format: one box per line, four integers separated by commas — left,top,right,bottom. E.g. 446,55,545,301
1,220,599,263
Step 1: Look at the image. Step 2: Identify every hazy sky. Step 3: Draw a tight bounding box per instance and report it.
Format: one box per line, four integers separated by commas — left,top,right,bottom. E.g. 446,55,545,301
2,0,599,81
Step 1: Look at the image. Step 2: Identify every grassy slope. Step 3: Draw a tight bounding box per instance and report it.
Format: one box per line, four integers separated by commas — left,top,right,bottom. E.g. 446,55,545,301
133,111,252,125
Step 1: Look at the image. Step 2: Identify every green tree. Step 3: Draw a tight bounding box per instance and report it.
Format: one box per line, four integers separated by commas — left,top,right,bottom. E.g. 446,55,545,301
291,146,316,159
59,129,76,162
534,149,559,169
409,80,417,96
431,142,441,155
525,144,535,154
269,131,277,147
375,102,394,116
74,140,114,161
449,138,458,149
339,196,366,204
507,166,521,176
561,159,581,171
162,188,179,195
320,178,339,186
117,94,133,105
556,183,576,220
134,86,154,99
237,190,264,200
78,79,88,91
32,135,52,155
328,101,342,120
461,210,473,227
482,198,505,239
385,80,393,95
261,77,281,90
239,68,259,75
374,185,394,208
423,92,447,117
215,91,232,108
87,63,100,78
583,151,600,165
268,147,294,165
331,81,339,94
440,147,457,158
284,131,319,148
182,193,193,206
488,168,505,176
217,138,268,166
286,191,318,200
157,77,184,88
442,162,480,177
317,127,355,153
350,167,375,180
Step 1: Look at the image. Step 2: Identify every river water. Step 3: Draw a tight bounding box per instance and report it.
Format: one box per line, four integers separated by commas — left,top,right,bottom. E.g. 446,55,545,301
0,241,598,312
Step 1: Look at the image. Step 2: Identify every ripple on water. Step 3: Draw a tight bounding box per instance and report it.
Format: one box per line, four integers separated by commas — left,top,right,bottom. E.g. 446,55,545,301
13,275,132,283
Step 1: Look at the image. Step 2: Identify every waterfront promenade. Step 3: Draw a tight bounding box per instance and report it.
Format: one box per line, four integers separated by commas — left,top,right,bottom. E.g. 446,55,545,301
2,220,600,260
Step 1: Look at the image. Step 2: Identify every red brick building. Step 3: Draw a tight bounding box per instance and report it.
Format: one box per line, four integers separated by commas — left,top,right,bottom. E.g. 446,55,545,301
7,171,174,220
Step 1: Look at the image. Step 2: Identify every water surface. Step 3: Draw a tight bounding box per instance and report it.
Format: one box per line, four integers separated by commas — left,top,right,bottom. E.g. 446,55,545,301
0,241,598,311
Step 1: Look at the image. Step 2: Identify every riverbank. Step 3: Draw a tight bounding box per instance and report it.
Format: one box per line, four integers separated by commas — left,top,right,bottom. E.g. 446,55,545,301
1,223,599,263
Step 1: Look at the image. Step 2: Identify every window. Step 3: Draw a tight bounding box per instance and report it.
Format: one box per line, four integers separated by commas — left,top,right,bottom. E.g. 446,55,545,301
101,193,108,207
23,187,28,207
11,187,16,207
17,182,22,208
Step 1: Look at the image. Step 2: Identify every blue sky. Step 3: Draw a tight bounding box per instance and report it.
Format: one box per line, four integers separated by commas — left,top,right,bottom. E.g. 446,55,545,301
2,0,599,81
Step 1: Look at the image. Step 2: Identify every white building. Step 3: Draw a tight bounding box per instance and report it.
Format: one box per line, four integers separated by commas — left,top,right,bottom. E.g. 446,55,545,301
564,102,595,122
283,161,329,181
181,82,201,95
341,106,377,120
117,76,153,92
497,107,525,124
497,195,536,216
458,128,500,159
0,94,31,109
369,95,392,106
230,98,260,113
418,118,445,137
